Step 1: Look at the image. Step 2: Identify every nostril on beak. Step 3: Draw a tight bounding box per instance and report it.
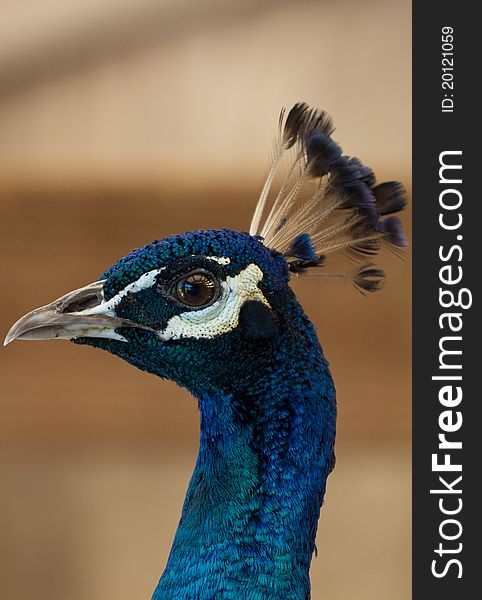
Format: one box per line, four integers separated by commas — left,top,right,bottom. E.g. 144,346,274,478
57,282,106,314
62,294,101,314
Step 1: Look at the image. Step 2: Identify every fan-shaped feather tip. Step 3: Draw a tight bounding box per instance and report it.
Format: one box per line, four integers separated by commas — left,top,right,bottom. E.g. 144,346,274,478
250,103,408,289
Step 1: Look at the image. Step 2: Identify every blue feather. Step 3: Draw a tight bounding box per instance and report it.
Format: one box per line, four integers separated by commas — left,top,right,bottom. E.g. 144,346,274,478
286,233,317,261
378,216,409,247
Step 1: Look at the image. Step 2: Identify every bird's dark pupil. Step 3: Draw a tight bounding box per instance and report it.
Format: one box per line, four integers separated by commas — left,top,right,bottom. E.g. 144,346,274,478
184,281,202,298
176,273,216,307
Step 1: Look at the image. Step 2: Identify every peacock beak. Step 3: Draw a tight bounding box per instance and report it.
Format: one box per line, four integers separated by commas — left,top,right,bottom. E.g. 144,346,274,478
4,280,145,346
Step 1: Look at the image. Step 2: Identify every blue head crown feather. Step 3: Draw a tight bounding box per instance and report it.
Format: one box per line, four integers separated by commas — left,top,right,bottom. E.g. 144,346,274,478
4,103,407,600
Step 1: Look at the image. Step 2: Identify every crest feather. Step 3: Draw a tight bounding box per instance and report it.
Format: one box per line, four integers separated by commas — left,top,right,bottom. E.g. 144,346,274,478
250,103,408,291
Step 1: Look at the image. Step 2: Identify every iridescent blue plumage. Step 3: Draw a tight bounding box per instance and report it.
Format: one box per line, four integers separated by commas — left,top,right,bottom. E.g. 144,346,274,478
77,230,336,599
4,103,407,599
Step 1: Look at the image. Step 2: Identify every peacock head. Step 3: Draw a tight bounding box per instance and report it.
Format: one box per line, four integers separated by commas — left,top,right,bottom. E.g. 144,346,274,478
5,229,295,395
4,103,407,396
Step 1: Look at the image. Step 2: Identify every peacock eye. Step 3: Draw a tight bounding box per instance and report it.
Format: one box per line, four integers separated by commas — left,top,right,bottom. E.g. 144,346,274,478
174,270,220,308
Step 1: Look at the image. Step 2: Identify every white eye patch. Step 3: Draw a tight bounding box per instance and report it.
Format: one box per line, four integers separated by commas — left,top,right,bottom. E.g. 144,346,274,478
158,263,270,341
80,258,270,342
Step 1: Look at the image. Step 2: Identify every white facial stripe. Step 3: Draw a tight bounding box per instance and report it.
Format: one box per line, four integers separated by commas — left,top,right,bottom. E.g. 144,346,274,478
158,263,269,341
82,259,229,318
206,256,231,265
82,268,164,317
76,259,268,343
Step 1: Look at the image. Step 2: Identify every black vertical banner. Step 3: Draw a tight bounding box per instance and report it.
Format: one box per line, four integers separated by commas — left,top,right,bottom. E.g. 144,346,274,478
413,1,478,598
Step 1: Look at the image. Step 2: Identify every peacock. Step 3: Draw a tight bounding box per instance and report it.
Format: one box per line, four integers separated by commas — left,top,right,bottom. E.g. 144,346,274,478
4,103,407,600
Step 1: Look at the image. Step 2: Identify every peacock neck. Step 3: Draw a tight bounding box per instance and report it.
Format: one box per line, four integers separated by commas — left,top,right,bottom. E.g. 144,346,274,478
153,320,336,600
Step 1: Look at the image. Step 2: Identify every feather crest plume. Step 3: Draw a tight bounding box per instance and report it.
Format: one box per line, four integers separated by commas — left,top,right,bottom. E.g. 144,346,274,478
250,103,408,293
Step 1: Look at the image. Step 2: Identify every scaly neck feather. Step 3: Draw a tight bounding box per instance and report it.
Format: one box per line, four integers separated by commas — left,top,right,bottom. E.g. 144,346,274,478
153,308,336,600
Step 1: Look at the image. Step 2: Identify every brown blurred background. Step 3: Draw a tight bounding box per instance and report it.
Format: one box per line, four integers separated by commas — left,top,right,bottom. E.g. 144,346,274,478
0,1,411,599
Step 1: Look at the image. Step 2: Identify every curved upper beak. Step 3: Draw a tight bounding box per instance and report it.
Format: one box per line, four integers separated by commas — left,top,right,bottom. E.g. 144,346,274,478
4,280,143,347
